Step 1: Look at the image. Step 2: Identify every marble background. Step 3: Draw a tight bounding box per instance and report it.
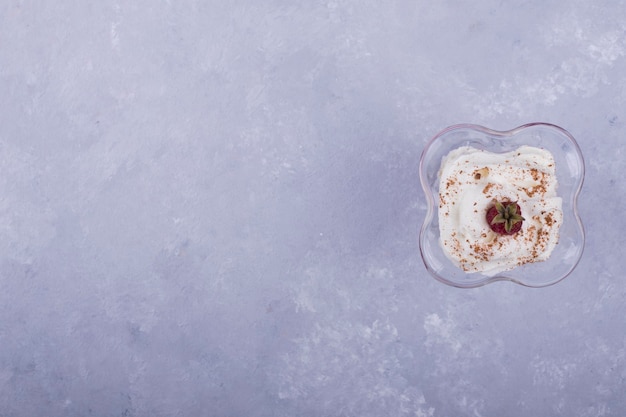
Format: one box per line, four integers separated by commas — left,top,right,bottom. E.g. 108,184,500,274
1,1,625,416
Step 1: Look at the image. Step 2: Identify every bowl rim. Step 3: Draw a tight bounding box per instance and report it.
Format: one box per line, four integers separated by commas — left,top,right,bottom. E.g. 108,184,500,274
419,122,585,288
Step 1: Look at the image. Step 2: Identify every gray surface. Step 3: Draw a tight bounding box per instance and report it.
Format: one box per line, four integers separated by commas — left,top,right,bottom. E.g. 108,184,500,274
1,1,624,416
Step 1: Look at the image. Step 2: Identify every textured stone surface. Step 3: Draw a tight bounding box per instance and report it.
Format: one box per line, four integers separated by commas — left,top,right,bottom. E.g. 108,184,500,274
0,1,623,416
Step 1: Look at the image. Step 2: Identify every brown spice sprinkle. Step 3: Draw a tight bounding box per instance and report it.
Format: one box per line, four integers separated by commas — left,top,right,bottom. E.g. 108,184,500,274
524,184,547,197
530,168,541,181
524,168,548,198
470,243,492,262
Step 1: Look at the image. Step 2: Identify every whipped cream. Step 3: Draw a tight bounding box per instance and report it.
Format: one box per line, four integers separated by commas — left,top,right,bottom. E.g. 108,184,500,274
438,145,562,276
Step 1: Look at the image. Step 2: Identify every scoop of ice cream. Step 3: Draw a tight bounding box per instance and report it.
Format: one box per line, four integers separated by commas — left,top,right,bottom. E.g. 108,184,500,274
438,145,562,276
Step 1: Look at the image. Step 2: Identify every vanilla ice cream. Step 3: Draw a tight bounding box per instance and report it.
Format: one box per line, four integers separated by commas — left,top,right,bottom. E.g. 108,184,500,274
438,145,562,276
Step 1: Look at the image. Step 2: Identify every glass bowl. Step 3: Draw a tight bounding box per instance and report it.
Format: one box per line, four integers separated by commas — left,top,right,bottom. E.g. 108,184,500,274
419,123,585,288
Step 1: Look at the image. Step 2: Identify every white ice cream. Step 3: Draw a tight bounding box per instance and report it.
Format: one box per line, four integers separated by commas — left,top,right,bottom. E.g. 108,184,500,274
438,145,562,276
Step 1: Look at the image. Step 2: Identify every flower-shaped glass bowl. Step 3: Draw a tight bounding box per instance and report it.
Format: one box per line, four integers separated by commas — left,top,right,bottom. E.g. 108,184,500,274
419,123,585,288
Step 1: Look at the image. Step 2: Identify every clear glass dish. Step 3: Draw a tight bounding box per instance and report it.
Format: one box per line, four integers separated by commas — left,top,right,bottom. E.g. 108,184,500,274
419,123,585,288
